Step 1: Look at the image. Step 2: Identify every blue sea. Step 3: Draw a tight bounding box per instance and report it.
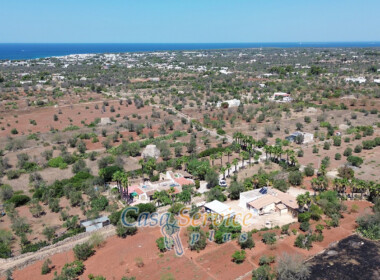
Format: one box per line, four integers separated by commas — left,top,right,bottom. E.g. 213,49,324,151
1,42,380,60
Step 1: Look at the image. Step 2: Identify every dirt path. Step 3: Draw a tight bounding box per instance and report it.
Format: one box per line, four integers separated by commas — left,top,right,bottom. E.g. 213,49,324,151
0,226,116,276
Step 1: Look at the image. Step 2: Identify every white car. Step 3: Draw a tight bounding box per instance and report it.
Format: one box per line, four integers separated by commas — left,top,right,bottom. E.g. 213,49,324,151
219,179,227,187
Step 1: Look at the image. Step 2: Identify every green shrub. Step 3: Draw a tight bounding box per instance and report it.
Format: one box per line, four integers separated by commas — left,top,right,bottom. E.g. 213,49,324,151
356,214,380,240
156,237,167,252
252,265,275,280
262,232,276,245
294,234,312,250
188,226,207,252
8,194,30,207
281,224,290,235
6,170,21,180
168,203,185,215
298,212,311,223
0,243,12,259
299,221,310,232
48,157,68,169
41,258,52,275
323,142,331,150
21,241,49,254
347,155,364,167
59,260,85,279
343,147,352,157
231,250,246,264
288,171,303,186
304,165,314,177
238,233,255,250
90,196,109,211
333,137,341,146
259,255,275,265
354,145,362,153
73,242,94,261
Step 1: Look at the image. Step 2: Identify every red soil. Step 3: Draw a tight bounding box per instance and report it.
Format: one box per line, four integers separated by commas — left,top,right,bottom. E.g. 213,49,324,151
9,200,373,280
0,101,153,138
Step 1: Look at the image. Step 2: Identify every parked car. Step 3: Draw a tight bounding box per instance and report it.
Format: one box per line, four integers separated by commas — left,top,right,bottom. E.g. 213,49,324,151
219,179,227,187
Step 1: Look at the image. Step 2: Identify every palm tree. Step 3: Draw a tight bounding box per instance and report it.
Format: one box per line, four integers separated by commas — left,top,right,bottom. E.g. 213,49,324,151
356,179,367,200
168,187,176,204
145,158,156,177
112,170,124,193
285,149,291,165
232,158,239,173
217,151,223,166
240,151,247,168
220,166,226,180
210,154,216,166
304,192,311,208
296,194,306,212
182,156,189,171
138,159,145,178
247,146,253,165
368,181,380,199
340,178,349,197
226,162,231,177
264,145,270,161
233,132,240,145
311,177,318,196
319,176,329,192
121,173,129,203
153,191,161,206
225,148,232,163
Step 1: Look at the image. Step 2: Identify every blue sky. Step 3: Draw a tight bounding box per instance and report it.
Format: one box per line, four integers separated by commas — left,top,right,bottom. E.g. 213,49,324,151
0,0,379,43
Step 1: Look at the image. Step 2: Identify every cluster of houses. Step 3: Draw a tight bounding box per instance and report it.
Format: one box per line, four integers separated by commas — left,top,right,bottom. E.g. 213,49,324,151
201,187,299,223
109,171,194,204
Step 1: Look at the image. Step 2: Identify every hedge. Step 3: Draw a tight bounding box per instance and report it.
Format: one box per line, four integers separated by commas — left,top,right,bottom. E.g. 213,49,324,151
21,241,49,254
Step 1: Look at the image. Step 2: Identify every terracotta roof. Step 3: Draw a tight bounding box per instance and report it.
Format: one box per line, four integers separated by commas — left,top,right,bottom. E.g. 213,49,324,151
248,195,280,210
134,187,144,195
174,177,194,186
171,187,181,195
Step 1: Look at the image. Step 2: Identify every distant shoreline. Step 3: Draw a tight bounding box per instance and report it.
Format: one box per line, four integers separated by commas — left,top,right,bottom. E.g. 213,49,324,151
1,42,380,60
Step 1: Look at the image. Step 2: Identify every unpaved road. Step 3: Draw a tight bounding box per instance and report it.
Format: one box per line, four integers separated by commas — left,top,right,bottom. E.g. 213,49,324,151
0,226,116,276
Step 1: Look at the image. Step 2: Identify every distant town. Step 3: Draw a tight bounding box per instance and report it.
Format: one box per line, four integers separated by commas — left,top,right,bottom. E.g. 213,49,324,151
0,47,379,279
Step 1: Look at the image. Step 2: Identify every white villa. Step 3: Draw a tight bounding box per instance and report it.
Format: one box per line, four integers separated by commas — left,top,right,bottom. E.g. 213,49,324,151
216,99,241,108
239,187,298,216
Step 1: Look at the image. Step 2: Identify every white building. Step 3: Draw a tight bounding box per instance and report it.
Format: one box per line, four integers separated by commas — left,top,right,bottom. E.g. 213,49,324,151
204,200,236,221
80,216,110,232
270,92,293,103
216,99,241,108
239,187,298,216
374,79,380,84
345,77,366,84
285,131,314,144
